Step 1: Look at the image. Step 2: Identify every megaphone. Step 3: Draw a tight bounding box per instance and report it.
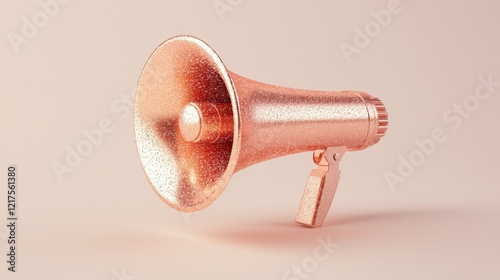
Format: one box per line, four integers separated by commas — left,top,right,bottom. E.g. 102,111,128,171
134,35,388,227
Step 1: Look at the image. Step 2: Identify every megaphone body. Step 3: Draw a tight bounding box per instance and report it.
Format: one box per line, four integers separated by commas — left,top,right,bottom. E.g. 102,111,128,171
134,35,388,227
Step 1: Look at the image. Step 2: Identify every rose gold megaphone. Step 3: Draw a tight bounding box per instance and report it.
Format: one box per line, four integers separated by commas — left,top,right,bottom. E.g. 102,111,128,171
134,35,388,227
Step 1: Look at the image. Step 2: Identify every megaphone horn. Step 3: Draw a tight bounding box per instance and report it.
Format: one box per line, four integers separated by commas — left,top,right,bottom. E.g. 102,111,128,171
134,35,388,227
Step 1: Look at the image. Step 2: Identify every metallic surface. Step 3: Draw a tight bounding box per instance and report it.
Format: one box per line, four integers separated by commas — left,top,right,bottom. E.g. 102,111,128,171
295,147,346,227
135,35,238,212
179,102,233,143
134,35,388,219
231,74,388,171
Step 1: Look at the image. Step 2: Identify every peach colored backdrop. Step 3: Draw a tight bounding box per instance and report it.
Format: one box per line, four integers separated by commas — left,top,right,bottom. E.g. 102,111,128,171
1,1,499,279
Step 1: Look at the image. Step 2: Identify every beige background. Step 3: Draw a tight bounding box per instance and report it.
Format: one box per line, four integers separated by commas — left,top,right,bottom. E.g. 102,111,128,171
1,0,500,279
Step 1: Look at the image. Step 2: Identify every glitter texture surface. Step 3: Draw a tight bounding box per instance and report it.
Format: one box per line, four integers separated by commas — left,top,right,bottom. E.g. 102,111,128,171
134,35,388,213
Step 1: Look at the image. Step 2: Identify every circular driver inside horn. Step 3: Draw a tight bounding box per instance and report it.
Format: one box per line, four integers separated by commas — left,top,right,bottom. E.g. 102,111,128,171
134,35,241,212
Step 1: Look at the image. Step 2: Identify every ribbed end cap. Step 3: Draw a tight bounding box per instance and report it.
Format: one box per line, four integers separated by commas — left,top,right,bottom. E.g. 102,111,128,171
372,97,388,137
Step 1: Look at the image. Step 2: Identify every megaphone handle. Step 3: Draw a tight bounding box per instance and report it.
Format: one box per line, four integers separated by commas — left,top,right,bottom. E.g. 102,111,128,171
295,146,347,227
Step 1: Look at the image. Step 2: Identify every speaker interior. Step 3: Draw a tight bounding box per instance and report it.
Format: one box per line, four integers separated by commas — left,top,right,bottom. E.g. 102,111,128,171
134,36,240,212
